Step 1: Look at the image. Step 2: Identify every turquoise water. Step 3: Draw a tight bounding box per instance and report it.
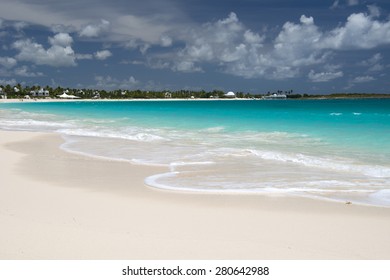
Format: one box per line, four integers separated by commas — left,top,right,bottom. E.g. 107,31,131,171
1,99,390,206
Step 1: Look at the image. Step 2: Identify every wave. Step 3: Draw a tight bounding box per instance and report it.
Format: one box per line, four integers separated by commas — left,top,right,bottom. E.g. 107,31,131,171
58,128,168,142
247,149,390,178
369,190,390,206
0,119,74,131
200,126,226,133
146,174,377,194
145,169,390,207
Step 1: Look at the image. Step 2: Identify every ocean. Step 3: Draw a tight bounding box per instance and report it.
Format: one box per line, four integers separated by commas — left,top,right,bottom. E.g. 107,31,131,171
1,99,390,206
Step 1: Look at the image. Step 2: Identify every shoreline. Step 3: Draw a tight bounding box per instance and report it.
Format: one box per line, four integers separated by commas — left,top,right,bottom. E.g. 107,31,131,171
1,98,250,103
2,96,390,104
1,130,390,259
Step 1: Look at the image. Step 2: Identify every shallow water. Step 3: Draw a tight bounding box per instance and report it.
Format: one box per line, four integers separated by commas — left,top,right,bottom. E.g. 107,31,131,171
1,99,389,206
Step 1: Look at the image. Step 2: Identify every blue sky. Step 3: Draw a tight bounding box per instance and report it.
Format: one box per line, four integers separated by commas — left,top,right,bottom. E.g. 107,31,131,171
1,0,390,94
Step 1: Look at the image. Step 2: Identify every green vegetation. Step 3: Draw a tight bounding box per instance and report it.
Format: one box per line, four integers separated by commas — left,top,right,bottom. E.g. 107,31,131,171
0,85,253,99
0,84,389,100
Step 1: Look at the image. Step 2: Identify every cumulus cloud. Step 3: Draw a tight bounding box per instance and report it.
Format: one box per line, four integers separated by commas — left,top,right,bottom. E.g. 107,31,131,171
162,13,321,78
167,12,266,75
159,9,390,80
94,50,112,60
272,15,327,68
321,13,390,49
79,19,110,38
48,32,73,47
12,33,76,67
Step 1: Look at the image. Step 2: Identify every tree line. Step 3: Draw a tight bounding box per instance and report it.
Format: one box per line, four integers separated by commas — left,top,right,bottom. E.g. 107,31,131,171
1,84,388,99
0,84,293,99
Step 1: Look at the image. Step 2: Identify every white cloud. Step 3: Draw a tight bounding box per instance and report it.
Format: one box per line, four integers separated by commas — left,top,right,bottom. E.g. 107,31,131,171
346,74,377,89
79,19,110,38
331,0,340,9
110,14,177,44
359,53,384,72
94,75,139,90
308,69,344,82
347,0,359,6
76,53,93,60
368,64,384,72
352,75,375,83
123,39,151,54
14,65,43,77
139,44,150,55
48,32,73,47
94,50,112,60
160,35,172,47
168,12,267,75
0,0,182,46
331,0,359,9
162,10,390,80
182,12,251,62
322,13,390,50
367,5,381,18
13,21,28,31
0,56,17,68
0,78,17,85
13,33,76,67
273,15,326,67
359,53,382,66
166,13,326,79
172,61,202,73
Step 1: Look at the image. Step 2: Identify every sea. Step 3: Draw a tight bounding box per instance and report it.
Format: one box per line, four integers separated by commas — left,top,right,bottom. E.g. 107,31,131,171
1,99,390,207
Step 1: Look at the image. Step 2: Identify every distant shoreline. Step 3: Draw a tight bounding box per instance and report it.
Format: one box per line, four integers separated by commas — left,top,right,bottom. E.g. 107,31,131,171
2,94,390,103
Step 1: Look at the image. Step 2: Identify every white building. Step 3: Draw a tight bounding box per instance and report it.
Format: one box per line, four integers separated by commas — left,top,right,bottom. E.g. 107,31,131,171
92,91,100,99
30,88,50,97
224,91,236,98
58,92,80,99
0,87,6,99
262,93,287,100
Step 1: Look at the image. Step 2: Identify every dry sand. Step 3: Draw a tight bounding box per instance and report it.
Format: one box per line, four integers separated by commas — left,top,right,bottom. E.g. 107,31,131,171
1,130,390,259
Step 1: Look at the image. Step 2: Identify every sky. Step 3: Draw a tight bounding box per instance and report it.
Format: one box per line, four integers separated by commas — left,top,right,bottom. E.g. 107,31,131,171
1,0,390,94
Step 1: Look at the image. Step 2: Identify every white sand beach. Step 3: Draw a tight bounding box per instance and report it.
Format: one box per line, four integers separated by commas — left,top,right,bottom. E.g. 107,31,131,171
1,130,390,259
